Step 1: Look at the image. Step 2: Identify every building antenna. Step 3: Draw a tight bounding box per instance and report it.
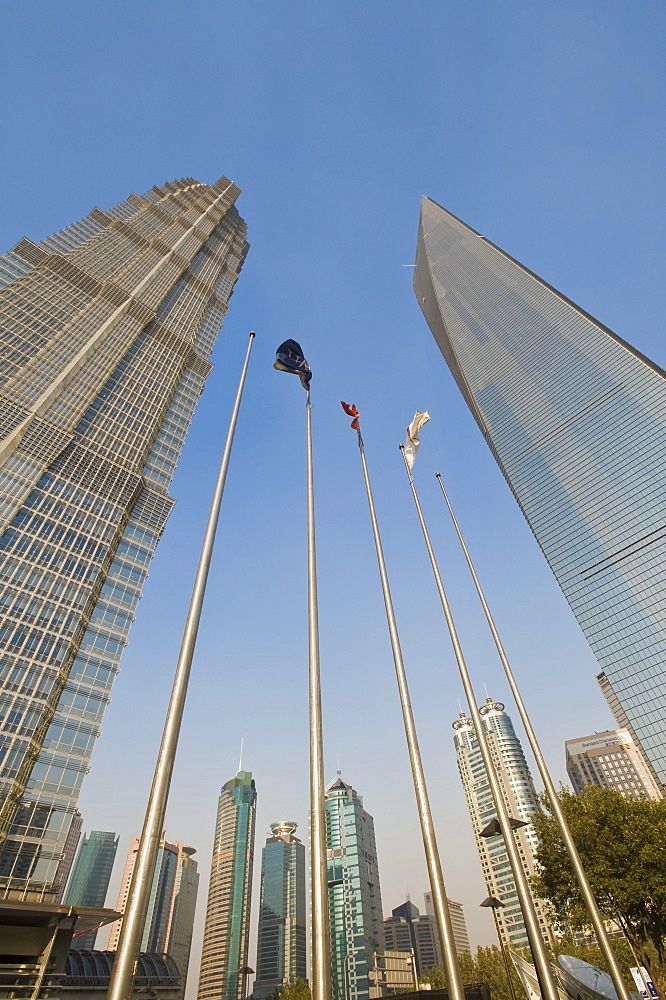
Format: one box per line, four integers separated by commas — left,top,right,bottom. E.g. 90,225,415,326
238,737,244,773
483,682,490,701
336,752,341,775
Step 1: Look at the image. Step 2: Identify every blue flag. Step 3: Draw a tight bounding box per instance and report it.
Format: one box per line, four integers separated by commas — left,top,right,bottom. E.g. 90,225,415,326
274,340,312,389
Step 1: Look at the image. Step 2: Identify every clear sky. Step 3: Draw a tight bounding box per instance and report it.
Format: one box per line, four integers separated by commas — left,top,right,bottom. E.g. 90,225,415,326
2,0,665,991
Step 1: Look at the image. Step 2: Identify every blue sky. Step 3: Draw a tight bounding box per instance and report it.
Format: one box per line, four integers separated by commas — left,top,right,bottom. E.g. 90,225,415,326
3,0,665,987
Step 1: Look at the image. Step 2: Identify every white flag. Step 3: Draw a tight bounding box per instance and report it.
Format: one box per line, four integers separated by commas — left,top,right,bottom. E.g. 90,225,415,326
404,411,430,469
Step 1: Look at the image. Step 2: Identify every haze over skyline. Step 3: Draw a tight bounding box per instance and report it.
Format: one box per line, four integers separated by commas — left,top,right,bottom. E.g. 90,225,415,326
2,2,664,995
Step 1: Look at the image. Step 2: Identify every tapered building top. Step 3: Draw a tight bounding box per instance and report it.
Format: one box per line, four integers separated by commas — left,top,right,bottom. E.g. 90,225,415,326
415,196,666,788
0,177,248,900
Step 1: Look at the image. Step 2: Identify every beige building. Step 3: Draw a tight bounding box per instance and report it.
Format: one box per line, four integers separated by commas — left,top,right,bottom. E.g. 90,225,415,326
566,729,663,800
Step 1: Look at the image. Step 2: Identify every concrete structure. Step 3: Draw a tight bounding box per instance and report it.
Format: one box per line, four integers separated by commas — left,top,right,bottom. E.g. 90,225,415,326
198,771,257,1000
566,729,663,800
0,177,248,902
453,699,556,948
415,196,666,787
253,821,307,998
325,773,384,1000
65,830,119,949
109,835,199,986
423,892,470,958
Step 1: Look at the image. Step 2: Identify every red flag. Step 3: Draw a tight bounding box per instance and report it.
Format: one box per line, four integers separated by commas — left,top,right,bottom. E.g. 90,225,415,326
341,401,360,431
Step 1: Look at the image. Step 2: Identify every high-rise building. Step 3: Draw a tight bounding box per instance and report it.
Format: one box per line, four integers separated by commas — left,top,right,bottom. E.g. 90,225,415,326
253,821,307,998
198,771,257,1000
325,773,384,1000
383,900,441,975
0,177,248,901
414,197,666,788
566,729,663,801
64,829,118,948
423,892,470,958
109,834,199,986
453,699,556,948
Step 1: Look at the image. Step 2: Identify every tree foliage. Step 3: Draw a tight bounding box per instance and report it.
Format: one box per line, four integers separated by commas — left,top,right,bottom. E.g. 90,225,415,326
531,785,666,993
420,945,523,1000
268,979,311,1000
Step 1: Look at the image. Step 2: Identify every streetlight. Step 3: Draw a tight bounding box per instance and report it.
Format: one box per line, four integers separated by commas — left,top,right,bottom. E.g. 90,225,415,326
239,965,255,1000
480,897,518,1000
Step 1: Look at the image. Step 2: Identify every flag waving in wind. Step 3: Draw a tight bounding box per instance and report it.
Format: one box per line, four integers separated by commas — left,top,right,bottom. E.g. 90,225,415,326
274,339,312,389
404,411,430,469
341,401,360,431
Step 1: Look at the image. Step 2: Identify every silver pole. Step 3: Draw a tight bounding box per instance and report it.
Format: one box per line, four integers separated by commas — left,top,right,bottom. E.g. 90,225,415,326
353,426,465,1000
436,473,633,1000
400,447,560,1000
306,389,332,1000
107,331,255,1000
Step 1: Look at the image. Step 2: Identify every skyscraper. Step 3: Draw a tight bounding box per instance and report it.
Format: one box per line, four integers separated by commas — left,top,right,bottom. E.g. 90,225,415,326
109,834,199,978
414,197,666,787
566,729,663,801
325,773,384,1000
453,699,555,948
423,892,469,958
198,771,257,1000
65,829,119,948
0,177,248,901
384,900,441,975
253,822,307,998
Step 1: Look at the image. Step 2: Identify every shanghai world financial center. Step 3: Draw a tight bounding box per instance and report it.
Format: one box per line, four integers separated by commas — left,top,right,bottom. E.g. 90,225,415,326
0,177,248,900
415,196,666,790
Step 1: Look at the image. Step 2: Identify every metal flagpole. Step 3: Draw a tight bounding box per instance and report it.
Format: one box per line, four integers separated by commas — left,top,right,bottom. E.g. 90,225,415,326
435,473,633,1000
107,331,255,1000
400,446,560,1000
306,387,333,1000
349,417,465,1000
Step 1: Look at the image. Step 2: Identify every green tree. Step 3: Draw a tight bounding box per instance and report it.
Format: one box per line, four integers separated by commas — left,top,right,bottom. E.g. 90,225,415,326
268,979,311,1000
420,945,523,1000
531,785,666,995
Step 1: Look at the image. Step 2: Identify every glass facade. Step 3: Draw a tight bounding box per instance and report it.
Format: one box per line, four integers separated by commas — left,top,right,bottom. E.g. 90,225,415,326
253,822,307,997
325,774,384,1000
0,177,249,900
198,771,257,1000
64,828,119,948
415,197,666,789
453,699,555,948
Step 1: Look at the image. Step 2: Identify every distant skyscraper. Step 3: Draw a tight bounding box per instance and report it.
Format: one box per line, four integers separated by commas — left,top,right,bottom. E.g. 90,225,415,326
384,896,469,973
325,773,384,1000
423,892,470,958
198,771,257,1000
109,834,199,986
415,197,666,787
566,729,663,801
65,829,118,948
253,822,307,998
453,699,555,948
0,177,248,901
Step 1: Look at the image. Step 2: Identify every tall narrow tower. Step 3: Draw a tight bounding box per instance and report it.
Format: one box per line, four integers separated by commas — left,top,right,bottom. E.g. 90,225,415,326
253,822,307,998
0,177,248,901
198,771,257,1000
453,699,555,948
415,197,666,789
65,829,119,948
325,774,384,1000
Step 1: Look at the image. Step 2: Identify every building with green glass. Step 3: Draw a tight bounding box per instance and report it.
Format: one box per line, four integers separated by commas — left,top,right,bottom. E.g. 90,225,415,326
0,177,249,901
325,774,384,1000
253,822,306,998
415,197,666,790
64,829,118,949
198,771,257,1000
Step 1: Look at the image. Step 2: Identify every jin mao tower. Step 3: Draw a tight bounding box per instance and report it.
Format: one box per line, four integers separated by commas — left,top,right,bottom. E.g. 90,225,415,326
415,197,666,787
0,177,248,900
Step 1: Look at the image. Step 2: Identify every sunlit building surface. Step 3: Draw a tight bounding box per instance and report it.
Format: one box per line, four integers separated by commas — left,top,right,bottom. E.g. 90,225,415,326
253,821,307,998
65,829,118,948
0,177,248,901
415,197,666,786
325,773,384,1000
198,771,257,1000
423,892,470,957
453,699,555,948
566,729,663,800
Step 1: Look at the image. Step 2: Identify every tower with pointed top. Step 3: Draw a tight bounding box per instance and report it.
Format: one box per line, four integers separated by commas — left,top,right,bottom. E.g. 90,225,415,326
198,771,257,1000
453,699,555,947
414,196,666,791
325,774,384,1000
